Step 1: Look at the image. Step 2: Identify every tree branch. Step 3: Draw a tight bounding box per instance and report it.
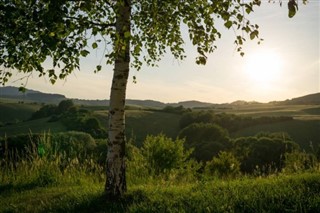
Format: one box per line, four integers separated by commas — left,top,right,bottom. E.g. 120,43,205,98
65,15,116,29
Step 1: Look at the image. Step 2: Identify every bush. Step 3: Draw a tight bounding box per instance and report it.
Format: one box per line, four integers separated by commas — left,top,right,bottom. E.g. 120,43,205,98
178,123,231,161
56,99,75,114
233,132,299,174
126,140,149,183
141,134,193,175
283,151,318,173
82,117,107,138
0,133,43,159
205,151,240,178
51,131,96,159
30,104,57,120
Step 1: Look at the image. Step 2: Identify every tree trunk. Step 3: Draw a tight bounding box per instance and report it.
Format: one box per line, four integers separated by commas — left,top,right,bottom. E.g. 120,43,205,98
105,0,131,199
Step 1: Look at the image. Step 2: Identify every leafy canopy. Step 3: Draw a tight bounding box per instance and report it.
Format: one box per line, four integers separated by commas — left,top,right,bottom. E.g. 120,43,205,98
1,0,265,85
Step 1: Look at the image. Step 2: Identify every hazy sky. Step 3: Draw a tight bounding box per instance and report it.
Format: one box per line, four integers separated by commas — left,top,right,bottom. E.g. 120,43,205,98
6,1,320,103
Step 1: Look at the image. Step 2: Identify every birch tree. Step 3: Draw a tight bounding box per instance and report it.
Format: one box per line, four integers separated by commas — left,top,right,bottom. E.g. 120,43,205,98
0,0,304,199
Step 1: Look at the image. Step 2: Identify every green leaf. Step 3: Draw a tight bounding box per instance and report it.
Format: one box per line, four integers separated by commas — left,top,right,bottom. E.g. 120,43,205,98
224,21,233,29
96,65,102,72
92,42,98,49
80,50,90,57
245,5,253,14
50,79,56,84
196,56,207,65
288,9,296,18
250,32,255,40
250,30,259,40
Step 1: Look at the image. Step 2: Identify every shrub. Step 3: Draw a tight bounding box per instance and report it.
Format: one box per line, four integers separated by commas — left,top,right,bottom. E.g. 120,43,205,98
283,151,318,173
205,151,240,178
126,140,149,184
233,132,299,174
30,104,57,120
141,134,193,175
178,123,231,161
56,99,75,114
51,131,96,159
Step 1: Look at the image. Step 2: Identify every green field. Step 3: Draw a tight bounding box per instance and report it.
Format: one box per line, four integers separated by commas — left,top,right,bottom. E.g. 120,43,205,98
211,103,320,119
0,102,40,123
0,118,67,137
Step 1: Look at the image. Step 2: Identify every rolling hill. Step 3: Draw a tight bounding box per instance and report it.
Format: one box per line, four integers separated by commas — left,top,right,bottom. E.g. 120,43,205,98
0,86,66,103
282,93,320,105
1,86,319,108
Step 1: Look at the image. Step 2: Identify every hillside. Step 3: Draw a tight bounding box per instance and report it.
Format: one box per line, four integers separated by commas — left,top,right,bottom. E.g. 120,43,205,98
0,86,66,103
0,102,40,123
280,93,320,105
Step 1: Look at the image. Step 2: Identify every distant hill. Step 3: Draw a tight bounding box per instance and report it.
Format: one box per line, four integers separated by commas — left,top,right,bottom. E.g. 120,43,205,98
1,86,319,108
0,86,66,103
280,93,320,105
168,100,216,108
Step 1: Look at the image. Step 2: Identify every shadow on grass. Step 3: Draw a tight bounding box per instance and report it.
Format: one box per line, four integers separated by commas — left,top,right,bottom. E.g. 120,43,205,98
71,189,149,213
0,182,44,195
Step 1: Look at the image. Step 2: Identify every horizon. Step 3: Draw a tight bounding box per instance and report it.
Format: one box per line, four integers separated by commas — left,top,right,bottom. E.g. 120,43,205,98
3,1,320,104
1,85,319,105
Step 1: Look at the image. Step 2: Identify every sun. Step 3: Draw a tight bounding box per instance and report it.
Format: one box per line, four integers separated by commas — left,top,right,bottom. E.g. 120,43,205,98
244,50,283,89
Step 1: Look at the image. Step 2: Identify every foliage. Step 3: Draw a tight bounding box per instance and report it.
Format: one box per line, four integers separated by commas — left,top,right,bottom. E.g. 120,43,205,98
29,100,107,138
205,151,241,178
56,99,75,114
30,99,75,120
30,104,58,120
232,132,299,174
0,133,43,159
178,123,231,161
126,140,149,184
233,119,320,152
51,131,97,159
141,134,193,175
0,131,97,162
0,0,267,84
179,110,215,129
0,133,77,185
283,151,318,173
162,105,191,115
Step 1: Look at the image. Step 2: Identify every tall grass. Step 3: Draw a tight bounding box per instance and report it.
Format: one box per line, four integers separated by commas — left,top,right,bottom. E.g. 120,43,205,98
0,132,104,190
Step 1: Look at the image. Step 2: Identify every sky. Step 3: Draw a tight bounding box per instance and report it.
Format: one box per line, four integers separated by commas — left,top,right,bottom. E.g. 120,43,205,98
5,1,320,104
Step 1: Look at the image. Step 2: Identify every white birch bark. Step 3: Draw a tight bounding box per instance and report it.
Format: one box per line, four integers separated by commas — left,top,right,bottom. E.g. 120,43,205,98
105,0,130,199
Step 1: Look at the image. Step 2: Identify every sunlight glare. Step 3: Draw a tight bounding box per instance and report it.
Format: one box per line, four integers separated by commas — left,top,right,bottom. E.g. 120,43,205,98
244,50,283,89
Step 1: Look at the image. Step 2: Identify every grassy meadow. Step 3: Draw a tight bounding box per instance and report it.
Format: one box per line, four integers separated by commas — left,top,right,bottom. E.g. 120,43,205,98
1,174,320,213
0,101,41,123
